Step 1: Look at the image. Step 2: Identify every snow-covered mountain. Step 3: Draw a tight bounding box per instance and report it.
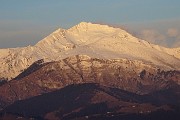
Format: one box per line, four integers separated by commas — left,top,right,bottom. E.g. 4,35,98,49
0,22,180,80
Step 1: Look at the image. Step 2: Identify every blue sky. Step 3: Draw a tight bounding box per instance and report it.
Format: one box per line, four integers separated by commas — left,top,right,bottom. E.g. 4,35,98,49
0,0,180,48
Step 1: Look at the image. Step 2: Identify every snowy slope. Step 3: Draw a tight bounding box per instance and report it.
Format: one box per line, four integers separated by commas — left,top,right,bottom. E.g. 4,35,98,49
0,22,180,80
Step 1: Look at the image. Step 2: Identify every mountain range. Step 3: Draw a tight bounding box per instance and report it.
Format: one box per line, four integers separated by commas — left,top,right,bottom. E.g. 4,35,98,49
0,22,179,80
0,22,180,120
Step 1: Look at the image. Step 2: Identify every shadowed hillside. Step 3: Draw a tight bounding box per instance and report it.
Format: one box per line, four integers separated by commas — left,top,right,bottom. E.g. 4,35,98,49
1,83,180,120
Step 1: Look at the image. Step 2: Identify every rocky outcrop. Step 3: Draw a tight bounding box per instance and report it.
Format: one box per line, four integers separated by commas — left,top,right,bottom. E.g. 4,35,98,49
0,55,179,108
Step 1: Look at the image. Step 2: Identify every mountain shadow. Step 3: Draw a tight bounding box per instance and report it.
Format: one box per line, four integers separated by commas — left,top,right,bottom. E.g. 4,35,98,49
1,83,180,120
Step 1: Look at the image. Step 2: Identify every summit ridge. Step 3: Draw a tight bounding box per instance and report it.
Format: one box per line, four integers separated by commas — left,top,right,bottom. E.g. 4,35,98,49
0,22,180,80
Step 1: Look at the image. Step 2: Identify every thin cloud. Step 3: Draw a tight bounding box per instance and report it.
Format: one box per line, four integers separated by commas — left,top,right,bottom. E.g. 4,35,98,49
167,28,179,37
138,29,165,42
137,28,180,48
172,35,180,47
166,28,180,47
172,40,180,48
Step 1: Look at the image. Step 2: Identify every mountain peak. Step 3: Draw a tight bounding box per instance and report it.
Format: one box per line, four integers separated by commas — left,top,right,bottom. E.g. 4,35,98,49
76,22,114,28
0,22,180,81
69,22,117,32
53,28,65,34
77,21,92,26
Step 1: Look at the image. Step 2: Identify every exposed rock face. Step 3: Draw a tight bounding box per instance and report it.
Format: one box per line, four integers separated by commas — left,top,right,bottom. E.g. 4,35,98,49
0,55,179,109
18,55,179,91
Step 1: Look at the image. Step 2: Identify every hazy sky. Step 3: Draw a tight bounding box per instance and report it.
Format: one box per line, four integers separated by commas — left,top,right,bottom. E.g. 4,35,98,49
0,0,180,48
